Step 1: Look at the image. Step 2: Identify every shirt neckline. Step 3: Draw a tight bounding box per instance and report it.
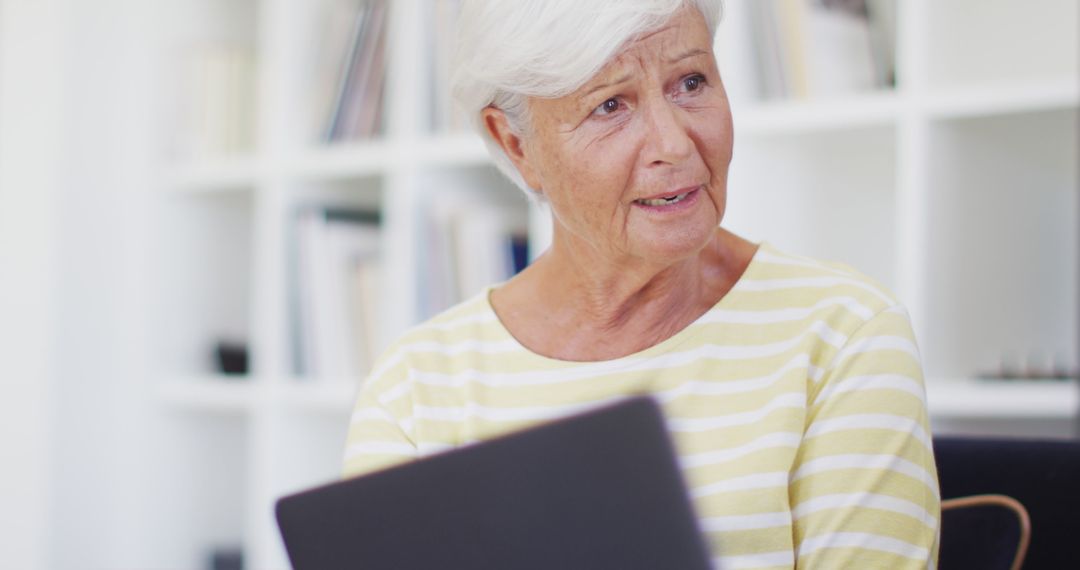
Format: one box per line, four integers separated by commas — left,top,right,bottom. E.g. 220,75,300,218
482,240,768,367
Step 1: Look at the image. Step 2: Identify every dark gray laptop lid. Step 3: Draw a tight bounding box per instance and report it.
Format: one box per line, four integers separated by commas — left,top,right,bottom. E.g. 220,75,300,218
276,396,714,570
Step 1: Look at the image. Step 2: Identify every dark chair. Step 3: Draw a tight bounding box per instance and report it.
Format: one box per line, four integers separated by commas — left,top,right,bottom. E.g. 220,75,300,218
934,437,1080,569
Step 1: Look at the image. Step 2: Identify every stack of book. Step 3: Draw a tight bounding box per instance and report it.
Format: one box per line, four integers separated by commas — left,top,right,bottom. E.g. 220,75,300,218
420,193,529,319
291,208,382,381
180,43,256,158
313,0,388,143
745,0,896,101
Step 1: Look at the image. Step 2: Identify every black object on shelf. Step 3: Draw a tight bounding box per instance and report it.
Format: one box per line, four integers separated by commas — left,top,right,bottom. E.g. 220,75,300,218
214,341,249,376
209,546,243,570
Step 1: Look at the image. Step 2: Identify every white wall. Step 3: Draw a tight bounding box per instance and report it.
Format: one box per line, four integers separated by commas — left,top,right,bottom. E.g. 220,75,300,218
47,0,161,567
0,0,65,568
0,0,163,567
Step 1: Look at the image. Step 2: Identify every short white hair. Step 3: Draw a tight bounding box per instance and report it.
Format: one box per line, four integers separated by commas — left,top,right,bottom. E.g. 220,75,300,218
452,0,724,199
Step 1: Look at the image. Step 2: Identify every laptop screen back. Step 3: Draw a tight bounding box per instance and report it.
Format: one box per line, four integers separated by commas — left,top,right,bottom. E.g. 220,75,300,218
276,396,714,570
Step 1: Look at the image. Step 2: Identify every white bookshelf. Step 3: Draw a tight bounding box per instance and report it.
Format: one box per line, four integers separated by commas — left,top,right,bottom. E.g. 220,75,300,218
927,379,1079,420
143,0,1079,567
924,77,1079,120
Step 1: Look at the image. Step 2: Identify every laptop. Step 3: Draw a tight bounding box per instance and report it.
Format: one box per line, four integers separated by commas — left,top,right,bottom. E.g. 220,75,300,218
275,396,714,570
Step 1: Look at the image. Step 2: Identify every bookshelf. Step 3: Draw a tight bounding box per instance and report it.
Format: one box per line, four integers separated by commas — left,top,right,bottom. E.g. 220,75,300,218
142,0,1078,567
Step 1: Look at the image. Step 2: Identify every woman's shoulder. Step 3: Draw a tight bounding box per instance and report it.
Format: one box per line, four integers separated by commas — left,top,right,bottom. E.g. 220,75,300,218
393,290,500,348
365,290,506,379
417,289,500,334
740,242,903,319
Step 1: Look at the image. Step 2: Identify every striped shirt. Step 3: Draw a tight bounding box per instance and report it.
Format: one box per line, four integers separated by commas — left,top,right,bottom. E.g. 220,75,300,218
343,242,940,569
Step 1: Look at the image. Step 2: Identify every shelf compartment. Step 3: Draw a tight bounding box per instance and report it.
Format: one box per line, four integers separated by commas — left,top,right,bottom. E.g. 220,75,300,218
147,409,250,569
921,108,1079,380
715,0,898,105
157,0,260,162
724,124,899,291
923,0,1078,91
151,191,254,377
285,0,390,147
414,164,531,319
284,178,385,380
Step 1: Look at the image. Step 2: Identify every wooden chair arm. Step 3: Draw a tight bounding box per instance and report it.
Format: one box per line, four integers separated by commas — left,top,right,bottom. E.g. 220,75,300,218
941,494,1031,570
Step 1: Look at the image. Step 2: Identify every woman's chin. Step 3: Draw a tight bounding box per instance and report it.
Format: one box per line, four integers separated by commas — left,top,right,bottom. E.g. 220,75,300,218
630,219,718,263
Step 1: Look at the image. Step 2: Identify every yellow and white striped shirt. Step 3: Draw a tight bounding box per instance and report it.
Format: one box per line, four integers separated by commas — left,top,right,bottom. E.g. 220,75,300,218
343,242,940,569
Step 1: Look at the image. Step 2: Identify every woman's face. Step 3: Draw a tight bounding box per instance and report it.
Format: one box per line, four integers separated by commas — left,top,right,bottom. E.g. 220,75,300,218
518,6,733,265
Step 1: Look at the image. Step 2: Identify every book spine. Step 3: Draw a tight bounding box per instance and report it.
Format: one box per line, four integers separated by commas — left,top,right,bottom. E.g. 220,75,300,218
292,207,382,381
325,4,370,142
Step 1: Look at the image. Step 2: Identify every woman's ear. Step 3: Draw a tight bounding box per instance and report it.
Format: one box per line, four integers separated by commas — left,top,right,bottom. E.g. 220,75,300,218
481,107,543,192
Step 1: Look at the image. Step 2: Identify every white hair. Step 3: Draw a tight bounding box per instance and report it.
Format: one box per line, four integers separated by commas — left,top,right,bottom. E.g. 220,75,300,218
452,0,724,199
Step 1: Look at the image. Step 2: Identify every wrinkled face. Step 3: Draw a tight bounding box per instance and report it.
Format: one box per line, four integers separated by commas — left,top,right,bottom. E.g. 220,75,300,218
521,6,733,264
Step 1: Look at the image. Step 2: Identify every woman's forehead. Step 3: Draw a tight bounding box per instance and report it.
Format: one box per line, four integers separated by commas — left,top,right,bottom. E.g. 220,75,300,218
580,11,712,90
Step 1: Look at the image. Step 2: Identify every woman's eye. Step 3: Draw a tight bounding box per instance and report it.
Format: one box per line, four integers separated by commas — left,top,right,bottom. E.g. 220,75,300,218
594,98,621,116
681,74,706,93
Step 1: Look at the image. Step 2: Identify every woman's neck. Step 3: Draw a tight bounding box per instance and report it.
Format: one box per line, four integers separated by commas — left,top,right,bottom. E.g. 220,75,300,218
546,233,709,333
491,227,756,361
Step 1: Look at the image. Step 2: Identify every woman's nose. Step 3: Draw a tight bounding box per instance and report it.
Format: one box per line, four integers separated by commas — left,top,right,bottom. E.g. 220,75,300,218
642,98,694,166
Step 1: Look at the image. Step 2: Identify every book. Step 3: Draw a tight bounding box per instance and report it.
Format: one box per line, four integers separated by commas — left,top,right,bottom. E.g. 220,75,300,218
801,0,878,98
291,207,382,380
351,1,388,138
744,0,894,101
180,43,255,158
321,0,388,142
312,0,370,143
775,0,810,98
865,0,897,89
420,191,529,319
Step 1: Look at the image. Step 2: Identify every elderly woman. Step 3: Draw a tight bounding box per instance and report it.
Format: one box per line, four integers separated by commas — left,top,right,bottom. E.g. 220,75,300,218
344,0,939,567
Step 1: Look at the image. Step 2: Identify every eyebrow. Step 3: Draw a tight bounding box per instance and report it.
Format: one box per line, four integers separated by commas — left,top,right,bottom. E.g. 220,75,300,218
580,73,633,100
665,47,711,63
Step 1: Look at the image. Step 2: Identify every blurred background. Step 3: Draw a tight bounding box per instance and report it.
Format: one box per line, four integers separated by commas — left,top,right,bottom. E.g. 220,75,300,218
0,0,1076,568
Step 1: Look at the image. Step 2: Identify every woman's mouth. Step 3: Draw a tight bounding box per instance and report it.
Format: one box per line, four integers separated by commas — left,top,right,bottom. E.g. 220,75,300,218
633,186,701,208
636,191,692,206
